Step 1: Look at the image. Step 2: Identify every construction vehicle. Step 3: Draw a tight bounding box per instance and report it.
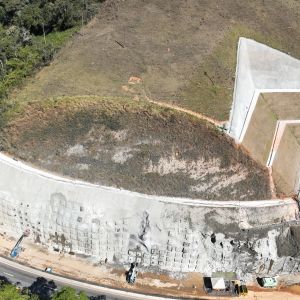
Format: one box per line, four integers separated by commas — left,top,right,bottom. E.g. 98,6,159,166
239,284,248,296
233,280,248,296
10,229,30,259
45,267,53,273
259,276,278,288
126,263,137,284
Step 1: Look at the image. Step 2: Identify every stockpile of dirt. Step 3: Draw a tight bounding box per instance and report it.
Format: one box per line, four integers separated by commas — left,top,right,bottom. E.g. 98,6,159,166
1,97,272,200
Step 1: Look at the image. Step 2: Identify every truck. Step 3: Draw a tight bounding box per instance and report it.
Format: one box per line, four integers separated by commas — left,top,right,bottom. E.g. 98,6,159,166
259,277,278,288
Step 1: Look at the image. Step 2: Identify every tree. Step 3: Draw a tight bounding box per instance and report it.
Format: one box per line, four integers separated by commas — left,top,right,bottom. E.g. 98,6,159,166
17,4,43,35
0,284,30,300
29,277,58,300
51,287,88,300
0,0,102,128
0,0,102,34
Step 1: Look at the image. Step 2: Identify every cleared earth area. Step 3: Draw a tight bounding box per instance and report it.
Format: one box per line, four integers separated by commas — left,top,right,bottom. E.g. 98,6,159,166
9,0,300,120
0,97,271,200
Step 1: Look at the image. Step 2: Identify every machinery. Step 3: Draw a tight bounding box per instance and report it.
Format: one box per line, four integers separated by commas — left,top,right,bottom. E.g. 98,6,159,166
259,277,278,288
126,263,137,284
10,229,30,259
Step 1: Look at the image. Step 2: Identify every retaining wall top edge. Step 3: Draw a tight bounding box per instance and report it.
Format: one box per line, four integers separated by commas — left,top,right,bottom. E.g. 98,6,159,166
0,152,295,208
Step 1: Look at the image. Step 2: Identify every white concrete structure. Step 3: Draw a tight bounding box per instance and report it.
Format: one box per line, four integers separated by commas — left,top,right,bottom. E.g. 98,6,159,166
228,38,300,195
0,152,299,278
211,277,226,290
228,37,300,143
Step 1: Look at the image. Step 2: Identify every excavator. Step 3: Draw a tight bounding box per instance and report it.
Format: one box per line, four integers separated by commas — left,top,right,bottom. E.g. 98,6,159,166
10,229,30,258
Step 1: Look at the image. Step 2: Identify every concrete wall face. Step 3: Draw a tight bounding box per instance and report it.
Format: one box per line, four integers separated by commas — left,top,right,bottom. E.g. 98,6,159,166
229,38,256,141
242,94,277,165
1,154,300,279
272,125,300,194
228,38,300,142
240,92,300,195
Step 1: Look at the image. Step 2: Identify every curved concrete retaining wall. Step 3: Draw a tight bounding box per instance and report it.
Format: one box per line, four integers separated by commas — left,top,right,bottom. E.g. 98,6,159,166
0,153,299,278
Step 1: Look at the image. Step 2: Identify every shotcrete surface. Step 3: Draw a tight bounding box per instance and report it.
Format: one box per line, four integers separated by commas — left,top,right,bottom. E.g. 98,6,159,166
0,152,300,279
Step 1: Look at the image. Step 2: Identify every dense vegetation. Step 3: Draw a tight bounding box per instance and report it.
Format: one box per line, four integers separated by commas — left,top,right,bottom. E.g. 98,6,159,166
0,278,96,299
0,0,102,127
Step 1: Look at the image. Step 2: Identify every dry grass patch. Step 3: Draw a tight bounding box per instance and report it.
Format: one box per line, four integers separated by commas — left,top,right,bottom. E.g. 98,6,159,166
8,0,300,121
1,96,272,200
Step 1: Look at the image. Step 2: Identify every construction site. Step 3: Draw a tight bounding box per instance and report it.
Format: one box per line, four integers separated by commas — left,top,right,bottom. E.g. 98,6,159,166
0,0,300,299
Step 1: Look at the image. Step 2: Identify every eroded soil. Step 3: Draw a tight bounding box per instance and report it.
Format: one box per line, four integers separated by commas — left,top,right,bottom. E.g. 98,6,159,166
0,97,272,200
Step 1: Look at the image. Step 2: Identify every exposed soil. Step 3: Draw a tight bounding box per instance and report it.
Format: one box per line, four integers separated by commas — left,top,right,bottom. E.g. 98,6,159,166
2,234,300,299
0,234,206,299
0,97,272,200
9,0,300,120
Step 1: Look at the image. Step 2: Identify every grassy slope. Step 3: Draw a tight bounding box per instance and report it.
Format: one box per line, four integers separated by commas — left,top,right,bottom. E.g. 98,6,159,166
1,96,272,200
6,0,300,121
181,24,291,120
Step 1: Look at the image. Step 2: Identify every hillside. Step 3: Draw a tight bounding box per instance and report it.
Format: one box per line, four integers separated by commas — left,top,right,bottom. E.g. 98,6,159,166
8,0,300,121
0,96,272,200
1,0,298,199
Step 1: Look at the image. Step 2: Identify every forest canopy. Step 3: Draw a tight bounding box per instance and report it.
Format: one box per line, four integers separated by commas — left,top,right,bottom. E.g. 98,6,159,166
0,0,101,34
0,0,102,126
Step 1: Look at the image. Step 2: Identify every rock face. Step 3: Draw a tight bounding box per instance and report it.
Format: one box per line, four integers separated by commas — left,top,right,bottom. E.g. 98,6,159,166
0,153,300,279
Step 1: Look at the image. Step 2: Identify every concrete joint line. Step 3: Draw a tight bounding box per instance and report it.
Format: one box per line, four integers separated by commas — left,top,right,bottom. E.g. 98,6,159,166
236,89,300,144
267,120,300,167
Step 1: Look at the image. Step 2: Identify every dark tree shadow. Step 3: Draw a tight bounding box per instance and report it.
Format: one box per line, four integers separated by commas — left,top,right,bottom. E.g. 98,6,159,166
29,277,57,300
89,296,106,300
257,277,264,287
0,275,11,285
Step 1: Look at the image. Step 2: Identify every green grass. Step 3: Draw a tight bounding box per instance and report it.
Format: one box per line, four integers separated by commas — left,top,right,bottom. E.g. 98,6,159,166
33,26,79,49
24,95,184,121
0,27,79,129
180,24,293,121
